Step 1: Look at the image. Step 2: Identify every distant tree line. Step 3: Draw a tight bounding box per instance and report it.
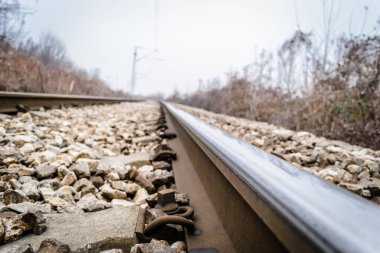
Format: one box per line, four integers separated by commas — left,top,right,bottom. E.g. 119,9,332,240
169,20,380,149
0,0,125,96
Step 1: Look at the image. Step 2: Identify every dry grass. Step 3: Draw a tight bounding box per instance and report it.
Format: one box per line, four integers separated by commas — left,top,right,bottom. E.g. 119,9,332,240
170,32,380,150
0,42,124,96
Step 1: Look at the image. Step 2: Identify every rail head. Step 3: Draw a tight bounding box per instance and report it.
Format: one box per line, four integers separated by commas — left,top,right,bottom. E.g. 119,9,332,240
0,91,135,113
163,101,380,253
0,91,129,100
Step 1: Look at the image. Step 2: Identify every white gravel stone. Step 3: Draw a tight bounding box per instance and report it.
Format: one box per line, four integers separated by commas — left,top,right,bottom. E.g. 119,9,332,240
7,202,52,214
133,188,149,205
60,171,77,186
100,184,127,200
76,193,111,212
19,143,35,155
0,126,6,135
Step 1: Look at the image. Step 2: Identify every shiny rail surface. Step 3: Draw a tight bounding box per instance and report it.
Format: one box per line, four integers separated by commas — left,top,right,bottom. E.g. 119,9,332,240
0,91,131,113
163,102,380,253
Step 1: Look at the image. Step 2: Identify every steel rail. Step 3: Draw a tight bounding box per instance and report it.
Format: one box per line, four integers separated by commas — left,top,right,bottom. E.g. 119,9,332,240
163,102,380,253
0,91,133,113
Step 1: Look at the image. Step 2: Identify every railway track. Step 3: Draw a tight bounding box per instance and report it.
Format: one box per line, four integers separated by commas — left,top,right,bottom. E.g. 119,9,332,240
0,92,380,253
0,92,132,113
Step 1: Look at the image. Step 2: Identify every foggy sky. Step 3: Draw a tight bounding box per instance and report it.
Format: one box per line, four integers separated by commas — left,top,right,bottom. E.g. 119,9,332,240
21,0,380,96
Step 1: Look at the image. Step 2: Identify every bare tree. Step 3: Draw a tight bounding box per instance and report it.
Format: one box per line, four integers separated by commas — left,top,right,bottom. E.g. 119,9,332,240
0,0,25,43
244,49,273,87
277,30,313,92
37,32,67,68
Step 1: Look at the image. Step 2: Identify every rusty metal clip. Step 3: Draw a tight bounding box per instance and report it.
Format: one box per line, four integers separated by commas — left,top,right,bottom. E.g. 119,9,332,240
144,216,195,236
172,206,194,219
135,208,195,243
152,150,177,162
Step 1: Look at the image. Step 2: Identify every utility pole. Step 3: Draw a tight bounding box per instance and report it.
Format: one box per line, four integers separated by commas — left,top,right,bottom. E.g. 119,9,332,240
129,47,161,95
130,47,138,94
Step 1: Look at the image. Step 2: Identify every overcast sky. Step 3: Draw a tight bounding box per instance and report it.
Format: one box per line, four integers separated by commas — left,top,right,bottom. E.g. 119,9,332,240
20,0,380,96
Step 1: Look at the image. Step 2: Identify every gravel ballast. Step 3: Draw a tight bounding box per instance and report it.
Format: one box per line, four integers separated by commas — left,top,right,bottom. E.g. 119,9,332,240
0,101,179,251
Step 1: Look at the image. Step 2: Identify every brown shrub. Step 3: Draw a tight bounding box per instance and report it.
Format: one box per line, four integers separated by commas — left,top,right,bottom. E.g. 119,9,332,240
0,41,120,96
170,32,380,150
